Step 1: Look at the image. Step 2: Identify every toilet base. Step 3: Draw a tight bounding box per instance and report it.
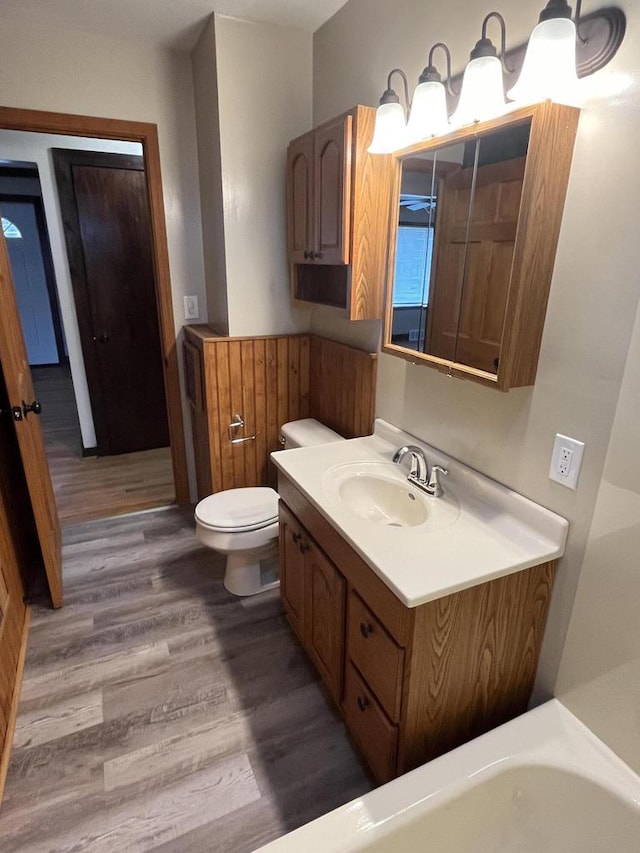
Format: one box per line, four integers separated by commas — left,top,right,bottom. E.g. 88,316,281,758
223,545,280,597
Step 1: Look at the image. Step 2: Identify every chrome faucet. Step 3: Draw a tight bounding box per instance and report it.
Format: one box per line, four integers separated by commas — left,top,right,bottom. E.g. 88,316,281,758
392,445,448,498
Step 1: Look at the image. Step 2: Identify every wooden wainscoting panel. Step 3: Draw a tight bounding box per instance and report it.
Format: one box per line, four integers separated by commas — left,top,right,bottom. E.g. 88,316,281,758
309,335,377,438
185,329,378,497
202,335,312,494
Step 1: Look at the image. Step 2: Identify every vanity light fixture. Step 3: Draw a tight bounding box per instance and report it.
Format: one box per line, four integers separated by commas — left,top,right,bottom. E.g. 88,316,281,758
407,43,454,142
449,12,511,128
367,68,411,154
367,4,626,153
507,0,580,105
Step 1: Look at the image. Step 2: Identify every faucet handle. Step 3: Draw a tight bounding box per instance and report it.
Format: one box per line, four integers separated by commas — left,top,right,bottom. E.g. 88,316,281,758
427,465,448,497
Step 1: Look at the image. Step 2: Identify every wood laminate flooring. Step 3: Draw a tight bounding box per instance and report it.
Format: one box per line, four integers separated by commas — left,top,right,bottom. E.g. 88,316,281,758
1,508,372,851
33,365,175,525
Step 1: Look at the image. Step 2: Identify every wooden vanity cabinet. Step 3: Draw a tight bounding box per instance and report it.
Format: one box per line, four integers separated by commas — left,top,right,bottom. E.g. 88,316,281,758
278,474,557,784
286,106,392,320
280,503,345,704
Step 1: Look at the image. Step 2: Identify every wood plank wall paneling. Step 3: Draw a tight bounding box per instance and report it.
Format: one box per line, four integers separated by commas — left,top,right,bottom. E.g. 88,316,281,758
309,336,377,438
204,335,312,494
184,329,377,497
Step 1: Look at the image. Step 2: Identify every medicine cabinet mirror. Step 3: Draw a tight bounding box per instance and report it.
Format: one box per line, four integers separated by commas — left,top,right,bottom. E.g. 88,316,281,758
383,102,579,391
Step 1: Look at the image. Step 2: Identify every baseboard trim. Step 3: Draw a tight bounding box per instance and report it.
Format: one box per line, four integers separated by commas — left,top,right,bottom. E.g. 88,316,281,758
0,606,30,809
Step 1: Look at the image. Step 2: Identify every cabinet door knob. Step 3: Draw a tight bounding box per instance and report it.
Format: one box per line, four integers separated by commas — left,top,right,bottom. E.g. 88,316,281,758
303,250,311,260
360,621,374,638
300,542,311,554
357,695,370,712
292,531,302,544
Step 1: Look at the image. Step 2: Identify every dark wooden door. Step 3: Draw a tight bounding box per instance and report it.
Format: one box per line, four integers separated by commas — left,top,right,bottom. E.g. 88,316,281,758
0,234,62,608
52,149,169,456
313,115,351,264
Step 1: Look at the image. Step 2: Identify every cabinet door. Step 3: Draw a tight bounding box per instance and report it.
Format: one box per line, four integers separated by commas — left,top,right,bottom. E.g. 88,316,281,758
287,132,314,264
313,115,352,265
305,539,346,703
279,504,307,641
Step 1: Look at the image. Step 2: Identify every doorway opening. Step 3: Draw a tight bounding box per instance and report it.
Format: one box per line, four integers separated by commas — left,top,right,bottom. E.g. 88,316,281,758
0,110,188,541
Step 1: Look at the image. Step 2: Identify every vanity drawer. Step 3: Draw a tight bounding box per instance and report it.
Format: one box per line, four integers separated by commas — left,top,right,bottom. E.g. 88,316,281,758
348,590,405,721
342,662,398,783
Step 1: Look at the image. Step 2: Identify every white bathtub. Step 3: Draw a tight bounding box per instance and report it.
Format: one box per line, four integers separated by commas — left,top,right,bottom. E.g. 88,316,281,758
257,700,640,852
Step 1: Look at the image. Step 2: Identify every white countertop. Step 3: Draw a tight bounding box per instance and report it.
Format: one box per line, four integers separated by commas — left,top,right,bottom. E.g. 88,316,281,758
271,419,568,608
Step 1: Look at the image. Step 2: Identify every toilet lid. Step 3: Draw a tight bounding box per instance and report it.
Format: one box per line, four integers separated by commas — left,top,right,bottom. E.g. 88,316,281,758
195,487,279,532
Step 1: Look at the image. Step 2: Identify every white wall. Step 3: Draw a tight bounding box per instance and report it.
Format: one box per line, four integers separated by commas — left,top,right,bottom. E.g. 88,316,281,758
192,16,229,335
0,132,142,449
313,0,640,698
0,17,206,493
211,14,313,336
555,293,640,773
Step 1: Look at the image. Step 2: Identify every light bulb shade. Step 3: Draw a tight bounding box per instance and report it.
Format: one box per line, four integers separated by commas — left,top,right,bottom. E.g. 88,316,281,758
449,55,507,127
407,81,449,141
367,102,408,153
507,17,579,105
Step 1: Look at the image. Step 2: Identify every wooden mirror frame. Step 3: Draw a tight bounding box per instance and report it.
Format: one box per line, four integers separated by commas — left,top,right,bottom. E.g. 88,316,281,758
0,105,190,503
382,101,580,392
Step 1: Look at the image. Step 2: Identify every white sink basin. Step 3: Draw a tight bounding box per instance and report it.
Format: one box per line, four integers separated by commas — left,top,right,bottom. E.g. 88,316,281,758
322,461,460,531
271,419,569,608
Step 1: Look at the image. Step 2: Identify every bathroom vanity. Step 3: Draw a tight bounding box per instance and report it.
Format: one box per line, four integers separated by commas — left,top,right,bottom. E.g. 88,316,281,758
272,421,567,783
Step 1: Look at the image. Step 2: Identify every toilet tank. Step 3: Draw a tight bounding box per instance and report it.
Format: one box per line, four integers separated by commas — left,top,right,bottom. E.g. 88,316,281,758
280,418,343,449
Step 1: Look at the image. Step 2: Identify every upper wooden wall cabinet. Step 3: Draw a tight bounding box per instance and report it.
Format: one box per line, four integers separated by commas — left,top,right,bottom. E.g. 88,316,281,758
287,106,392,321
383,101,580,391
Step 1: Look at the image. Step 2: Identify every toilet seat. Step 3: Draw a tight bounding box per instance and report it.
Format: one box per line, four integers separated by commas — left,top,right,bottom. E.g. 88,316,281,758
195,487,279,533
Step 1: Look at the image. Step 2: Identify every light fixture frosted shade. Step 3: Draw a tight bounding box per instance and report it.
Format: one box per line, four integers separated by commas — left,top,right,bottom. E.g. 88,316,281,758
407,81,449,141
367,102,407,154
449,55,507,127
507,17,579,105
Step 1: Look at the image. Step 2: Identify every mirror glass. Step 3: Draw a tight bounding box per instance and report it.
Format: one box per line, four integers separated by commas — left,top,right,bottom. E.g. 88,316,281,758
387,119,532,375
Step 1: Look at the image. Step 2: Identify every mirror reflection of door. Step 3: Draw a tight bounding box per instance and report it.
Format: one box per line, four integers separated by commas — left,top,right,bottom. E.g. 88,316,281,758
388,119,531,375
454,125,529,373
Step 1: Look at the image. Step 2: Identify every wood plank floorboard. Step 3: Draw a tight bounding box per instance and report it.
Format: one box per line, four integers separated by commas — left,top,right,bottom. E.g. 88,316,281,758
1,508,373,851
32,365,175,524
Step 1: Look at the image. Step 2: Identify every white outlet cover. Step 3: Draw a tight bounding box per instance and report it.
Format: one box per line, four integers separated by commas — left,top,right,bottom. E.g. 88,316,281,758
183,295,199,320
549,433,585,490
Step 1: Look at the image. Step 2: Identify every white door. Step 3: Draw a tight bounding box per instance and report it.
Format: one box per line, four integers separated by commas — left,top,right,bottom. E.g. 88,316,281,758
0,200,59,365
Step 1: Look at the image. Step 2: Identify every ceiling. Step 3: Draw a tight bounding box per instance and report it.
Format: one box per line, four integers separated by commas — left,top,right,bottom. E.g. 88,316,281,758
0,0,350,51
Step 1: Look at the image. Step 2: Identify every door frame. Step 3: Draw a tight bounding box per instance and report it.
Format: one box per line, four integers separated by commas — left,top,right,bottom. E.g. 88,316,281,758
0,192,67,365
0,106,189,505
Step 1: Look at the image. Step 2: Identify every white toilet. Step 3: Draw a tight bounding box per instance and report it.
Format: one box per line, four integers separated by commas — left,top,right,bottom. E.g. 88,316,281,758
194,419,343,596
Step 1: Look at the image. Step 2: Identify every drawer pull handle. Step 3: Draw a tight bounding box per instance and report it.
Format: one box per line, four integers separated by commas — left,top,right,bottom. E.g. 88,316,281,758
292,532,302,544
300,543,311,554
357,695,370,712
360,621,374,638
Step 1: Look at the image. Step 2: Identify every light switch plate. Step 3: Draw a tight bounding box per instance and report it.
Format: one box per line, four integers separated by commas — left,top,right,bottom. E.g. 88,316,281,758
549,433,585,490
183,295,199,320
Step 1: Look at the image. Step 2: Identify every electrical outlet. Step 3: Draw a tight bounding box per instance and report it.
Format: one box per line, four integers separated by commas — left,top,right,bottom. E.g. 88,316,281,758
549,434,585,490
183,295,199,321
